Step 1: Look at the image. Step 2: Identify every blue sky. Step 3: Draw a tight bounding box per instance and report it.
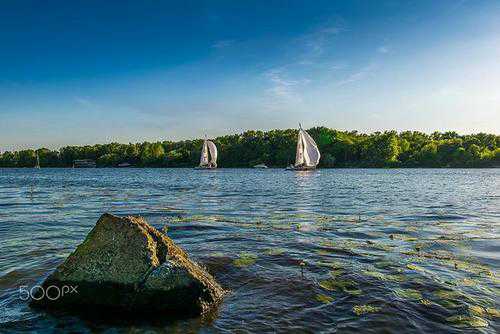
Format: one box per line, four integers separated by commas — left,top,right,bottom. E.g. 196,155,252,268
1,0,499,150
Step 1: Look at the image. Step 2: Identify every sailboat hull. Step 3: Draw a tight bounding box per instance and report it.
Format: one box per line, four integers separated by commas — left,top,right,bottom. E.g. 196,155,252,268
194,166,217,170
285,165,317,171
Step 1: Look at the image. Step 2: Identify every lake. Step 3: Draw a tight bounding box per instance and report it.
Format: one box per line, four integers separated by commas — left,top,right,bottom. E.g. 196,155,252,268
0,168,499,333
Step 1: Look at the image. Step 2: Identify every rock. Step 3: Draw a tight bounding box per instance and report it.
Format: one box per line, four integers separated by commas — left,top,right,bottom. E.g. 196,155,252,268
30,213,225,317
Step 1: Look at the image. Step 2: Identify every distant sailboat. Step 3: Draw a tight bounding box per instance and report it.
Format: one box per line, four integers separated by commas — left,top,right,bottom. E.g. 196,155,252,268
286,124,320,171
196,136,218,169
34,153,41,169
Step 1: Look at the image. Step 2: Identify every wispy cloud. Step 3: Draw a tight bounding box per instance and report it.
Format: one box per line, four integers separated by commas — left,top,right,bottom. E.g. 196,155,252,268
377,45,390,54
329,61,349,71
74,97,94,108
259,19,348,110
335,63,377,87
296,20,345,64
212,39,235,49
303,26,341,58
74,97,102,112
264,68,310,106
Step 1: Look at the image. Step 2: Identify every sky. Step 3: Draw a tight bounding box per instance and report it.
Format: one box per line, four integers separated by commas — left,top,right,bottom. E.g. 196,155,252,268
1,0,499,151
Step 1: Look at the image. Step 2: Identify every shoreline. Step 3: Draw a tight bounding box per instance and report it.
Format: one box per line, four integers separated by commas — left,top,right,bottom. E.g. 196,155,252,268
1,166,498,169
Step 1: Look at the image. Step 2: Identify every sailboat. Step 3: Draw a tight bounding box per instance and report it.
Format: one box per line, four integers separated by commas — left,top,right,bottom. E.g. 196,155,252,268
195,136,218,169
286,124,321,171
34,153,41,169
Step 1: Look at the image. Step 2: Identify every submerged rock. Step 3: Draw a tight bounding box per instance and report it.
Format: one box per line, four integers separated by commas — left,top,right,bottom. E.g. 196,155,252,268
30,213,225,317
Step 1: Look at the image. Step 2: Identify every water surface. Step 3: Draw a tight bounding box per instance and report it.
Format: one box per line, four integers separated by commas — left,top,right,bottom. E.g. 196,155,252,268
0,168,499,333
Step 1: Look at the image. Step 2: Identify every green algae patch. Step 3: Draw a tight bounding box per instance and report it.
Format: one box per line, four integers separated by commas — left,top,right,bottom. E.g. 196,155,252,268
321,239,362,249
438,299,461,309
265,248,285,256
329,269,345,278
316,261,342,268
362,270,388,281
364,241,394,252
316,294,334,304
362,270,405,282
420,299,432,306
209,252,225,258
316,242,361,256
320,240,336,248
394,288,422,300
456,277,478,287
433,289,461,300
387,274,406,282
344,287,363,296
443,259,493,277
390,234,418,242
319,280,336,291
433,289,466,309
233,252,258,267
446,315,488,328
485,308,500,318
469,305,485,316
316,215,337,223
319,279,359,294
317,249,332,256
167,216,191,223
353,304,381,316
406,263,425,272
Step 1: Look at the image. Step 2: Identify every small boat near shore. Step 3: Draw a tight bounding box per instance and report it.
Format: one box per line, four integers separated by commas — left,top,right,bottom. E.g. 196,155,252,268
286,124,320,171
195,136,218,169
73,159,97,168
253,163,268,169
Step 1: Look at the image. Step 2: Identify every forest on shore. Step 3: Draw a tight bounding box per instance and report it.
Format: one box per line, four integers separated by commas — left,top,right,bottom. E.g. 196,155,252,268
0,127,498,168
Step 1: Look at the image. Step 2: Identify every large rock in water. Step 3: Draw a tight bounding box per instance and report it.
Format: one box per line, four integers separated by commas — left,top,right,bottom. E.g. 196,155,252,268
31,213,225,317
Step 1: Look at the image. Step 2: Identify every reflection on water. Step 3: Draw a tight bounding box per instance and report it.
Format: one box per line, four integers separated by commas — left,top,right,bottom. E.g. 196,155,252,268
0,168,499,333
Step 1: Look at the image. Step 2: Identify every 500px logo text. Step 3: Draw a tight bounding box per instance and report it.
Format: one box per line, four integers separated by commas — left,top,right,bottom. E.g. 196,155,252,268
19,285,78,301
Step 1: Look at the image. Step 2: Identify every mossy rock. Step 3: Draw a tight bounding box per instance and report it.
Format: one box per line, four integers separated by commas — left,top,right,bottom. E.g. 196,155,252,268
30,213,226,317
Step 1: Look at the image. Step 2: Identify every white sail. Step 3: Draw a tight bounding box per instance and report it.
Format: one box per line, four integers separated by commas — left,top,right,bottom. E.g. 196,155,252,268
295,132,304,166
301,129,320,166
199,141,209,166
294,128,320,167
207,140,218,166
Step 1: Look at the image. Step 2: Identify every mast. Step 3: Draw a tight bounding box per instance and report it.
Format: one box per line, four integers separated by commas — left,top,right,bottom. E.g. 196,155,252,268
295,124,305,166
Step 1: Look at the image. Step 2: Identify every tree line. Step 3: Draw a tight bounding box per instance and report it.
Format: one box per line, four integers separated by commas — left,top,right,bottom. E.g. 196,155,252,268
0,128,498,168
